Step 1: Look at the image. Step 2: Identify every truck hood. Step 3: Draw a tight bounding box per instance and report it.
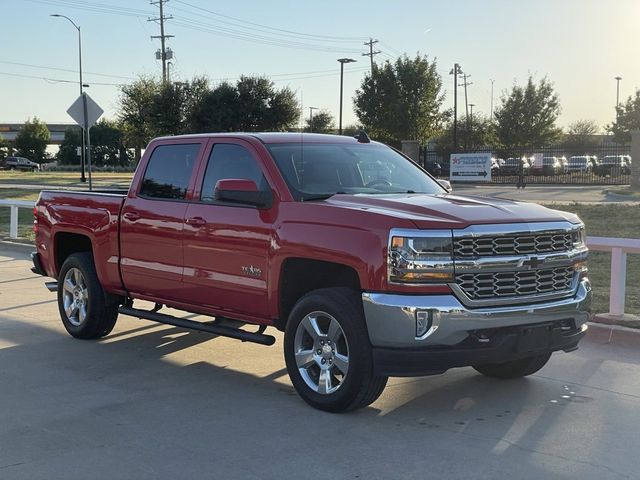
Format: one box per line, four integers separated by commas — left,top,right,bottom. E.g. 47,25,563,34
325,193,580,229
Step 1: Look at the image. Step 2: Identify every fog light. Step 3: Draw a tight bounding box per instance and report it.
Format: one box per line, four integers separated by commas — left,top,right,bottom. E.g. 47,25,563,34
416,311,432,337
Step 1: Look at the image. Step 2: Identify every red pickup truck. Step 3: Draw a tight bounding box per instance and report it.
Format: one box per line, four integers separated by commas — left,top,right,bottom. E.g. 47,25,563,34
32,132,591,412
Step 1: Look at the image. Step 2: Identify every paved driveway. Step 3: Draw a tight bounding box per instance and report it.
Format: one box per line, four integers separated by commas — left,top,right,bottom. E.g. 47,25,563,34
1,246,639,479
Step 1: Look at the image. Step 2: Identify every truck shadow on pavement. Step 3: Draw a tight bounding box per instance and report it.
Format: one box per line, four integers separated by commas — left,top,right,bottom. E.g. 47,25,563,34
0,314,634,479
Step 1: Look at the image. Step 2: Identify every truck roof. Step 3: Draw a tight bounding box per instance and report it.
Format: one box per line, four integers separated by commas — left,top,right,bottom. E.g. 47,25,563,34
152,132,370,145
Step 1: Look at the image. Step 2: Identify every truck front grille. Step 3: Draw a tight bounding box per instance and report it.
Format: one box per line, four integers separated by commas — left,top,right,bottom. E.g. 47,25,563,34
454,233,572,257
456,266,575,300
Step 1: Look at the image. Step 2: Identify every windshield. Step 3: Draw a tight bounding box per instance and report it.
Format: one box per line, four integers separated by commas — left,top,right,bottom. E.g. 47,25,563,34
267,142,444,200
570,158,587,164
602,157,623,165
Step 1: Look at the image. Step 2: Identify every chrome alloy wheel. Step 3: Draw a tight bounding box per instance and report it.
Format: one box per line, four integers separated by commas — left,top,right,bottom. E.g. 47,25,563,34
293,311,350,395
62,267,89,327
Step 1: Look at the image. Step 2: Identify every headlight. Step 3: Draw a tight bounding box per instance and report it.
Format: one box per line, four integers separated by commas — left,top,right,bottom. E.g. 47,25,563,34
388,229,454,283
572,225,586,247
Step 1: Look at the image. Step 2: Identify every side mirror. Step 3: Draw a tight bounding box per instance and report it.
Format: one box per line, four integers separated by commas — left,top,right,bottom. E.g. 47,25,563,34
437,179,452,192
214,179,272,208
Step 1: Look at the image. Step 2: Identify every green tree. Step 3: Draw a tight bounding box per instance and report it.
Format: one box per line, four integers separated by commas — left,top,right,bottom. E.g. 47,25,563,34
190,76,299,132
562,119,600,153
15,117,50,163
494,76,561,151
610,90,640,144
57,120,130,166
118,76,160,160
0,134,8,159
190,81,240,133
354,54,446,147
436,115,497,153
56,127,82,165
305,110,335,133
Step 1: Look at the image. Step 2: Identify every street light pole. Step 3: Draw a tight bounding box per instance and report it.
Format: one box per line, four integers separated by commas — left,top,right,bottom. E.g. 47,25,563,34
337,58,356,135
51,14,86,183
308,106,318,132
449,64,462,151
489,79,495,121
614,76,622,121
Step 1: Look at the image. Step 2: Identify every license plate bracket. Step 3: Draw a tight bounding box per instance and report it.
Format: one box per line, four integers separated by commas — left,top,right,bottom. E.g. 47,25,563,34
517,324,553,353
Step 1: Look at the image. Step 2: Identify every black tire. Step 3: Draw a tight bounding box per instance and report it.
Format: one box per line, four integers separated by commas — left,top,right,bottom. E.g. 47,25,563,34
284,287,388,413
473,352,552,379
57,252,119,339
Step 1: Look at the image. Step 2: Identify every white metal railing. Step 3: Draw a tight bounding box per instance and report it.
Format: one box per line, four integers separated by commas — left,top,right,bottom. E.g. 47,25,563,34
0,199,35,239
587,236,640,317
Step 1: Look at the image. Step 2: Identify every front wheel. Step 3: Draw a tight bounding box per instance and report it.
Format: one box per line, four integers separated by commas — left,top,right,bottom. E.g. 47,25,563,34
284,288,387,413
57,252,119,339
473,352,552,379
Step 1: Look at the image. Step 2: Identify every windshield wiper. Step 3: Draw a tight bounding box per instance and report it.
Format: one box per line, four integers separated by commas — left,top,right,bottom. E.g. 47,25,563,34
301,192,345,201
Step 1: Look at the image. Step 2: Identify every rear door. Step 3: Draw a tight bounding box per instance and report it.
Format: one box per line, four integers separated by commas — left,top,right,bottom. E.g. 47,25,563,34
120,140,204,301
182,139,277,319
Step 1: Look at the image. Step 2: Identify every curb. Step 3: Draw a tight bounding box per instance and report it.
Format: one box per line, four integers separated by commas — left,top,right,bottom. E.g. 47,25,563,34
0,240,34,255
586,321,640,346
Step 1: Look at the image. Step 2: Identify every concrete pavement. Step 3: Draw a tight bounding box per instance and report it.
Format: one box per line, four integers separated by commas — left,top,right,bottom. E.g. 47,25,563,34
1,246,639,479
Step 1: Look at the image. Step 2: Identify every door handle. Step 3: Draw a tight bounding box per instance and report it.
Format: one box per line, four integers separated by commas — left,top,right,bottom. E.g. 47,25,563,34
186,216,206,227
123,211,140,222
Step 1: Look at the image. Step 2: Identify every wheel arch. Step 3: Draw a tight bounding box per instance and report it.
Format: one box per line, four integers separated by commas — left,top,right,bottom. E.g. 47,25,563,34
276,257,362,331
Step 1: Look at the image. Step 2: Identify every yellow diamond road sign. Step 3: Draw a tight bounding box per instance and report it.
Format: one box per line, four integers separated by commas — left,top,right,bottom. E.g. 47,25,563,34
66,93,104,128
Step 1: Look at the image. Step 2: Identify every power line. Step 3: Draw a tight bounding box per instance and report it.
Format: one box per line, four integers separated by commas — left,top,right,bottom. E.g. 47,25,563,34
172,0,367,42
170,17,362,53
0,59,134,80
0,70,121,86
31,0,365,54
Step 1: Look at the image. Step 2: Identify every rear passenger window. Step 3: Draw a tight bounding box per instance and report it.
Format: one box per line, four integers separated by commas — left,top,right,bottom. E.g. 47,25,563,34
140,144,200,200
200,144,267,202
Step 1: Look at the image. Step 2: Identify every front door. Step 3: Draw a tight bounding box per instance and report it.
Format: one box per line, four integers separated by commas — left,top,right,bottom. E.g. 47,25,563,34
182,140,276,319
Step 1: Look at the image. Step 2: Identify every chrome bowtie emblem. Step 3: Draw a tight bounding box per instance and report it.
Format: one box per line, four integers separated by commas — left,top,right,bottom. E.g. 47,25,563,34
522,256,542,269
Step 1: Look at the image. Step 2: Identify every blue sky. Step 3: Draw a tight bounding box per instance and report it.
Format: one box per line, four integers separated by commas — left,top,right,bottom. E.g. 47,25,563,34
1,0,639,132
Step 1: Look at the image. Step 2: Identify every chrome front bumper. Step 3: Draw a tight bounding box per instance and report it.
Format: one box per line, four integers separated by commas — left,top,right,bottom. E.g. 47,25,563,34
362,279,592,348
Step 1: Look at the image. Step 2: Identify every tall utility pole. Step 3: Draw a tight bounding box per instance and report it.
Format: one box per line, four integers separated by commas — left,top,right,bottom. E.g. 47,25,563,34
362,38,381,73
614,76,622,121
489,78,495,121
449,64,462,151
337,58,356,135
149,0,174,82
469,104,475,123
459,73,473,128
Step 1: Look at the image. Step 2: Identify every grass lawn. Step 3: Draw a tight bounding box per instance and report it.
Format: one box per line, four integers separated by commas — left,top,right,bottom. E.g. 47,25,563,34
546,203,640,315
0,171,132,188
1,191,638,315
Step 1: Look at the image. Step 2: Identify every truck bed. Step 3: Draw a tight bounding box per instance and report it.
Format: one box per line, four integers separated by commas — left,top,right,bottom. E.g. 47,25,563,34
36,190,127,294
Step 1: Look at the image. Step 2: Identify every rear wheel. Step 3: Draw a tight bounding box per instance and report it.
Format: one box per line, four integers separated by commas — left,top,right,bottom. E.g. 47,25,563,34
57,253,119,339
473,352,551,379
284,288,387,413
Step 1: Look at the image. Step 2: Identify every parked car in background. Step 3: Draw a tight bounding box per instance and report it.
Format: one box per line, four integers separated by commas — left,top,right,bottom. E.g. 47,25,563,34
424,161,443,177
0,156,40,172
490,157,502,175
531,157,562,175
598,155,631,175
567,156,592,173
502,157,529,175
558,156,569,173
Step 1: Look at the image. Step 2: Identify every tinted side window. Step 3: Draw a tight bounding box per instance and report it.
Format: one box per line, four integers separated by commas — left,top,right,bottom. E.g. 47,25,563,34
201,144,266,202
140,144,200,200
